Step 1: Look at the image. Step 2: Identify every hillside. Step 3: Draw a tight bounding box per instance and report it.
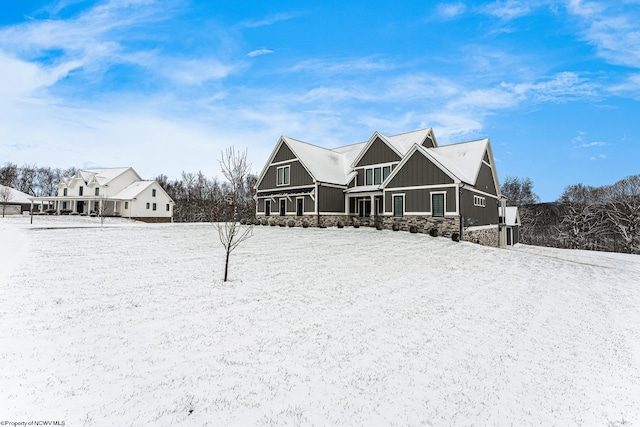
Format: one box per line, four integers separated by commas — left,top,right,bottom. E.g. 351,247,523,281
1,216,639,425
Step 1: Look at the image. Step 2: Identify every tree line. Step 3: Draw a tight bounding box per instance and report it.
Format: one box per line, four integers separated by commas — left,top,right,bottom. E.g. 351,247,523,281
0,162,257,223
502,175,640,254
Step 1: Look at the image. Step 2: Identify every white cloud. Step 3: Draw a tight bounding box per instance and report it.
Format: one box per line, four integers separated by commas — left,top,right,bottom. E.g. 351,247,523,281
574,141,607,148
436,3,467,19
247,48,274,57
481,0,533,20
237,12,299,28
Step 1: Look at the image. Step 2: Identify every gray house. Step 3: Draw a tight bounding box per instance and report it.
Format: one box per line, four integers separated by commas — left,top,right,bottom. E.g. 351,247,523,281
255,128,508,247
499,206,521,246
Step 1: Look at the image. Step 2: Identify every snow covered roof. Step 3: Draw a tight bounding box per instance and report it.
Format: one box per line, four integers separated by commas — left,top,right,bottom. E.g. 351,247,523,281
499,206,520,226
71,168,140,186
430,139,489,185
282,137,358,185
384,128,434,155
112,181,156,200
0,185,32,204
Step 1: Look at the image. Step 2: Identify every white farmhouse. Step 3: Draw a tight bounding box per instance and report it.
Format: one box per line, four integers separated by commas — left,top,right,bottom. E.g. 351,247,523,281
30,167,174,222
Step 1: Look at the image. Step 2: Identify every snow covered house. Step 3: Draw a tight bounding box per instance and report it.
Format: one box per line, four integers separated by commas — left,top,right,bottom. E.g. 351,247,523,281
30,167,174,222
0,185,32,216
255,128,508,247
499,206,521,246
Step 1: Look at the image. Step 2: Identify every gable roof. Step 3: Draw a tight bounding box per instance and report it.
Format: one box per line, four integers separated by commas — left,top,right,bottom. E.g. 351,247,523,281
68,167,142,186
499,206,520,226
112,181,157,200
431,138,489,185
350,128,434,168
0,185,32,204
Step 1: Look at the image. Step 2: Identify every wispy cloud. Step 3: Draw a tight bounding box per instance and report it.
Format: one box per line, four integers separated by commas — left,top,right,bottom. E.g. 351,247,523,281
575,141,607,148
289,57,394,74
247,48,274,57
565,0,640,68
237,12,299,29
435,2,467,19
481,0,533,20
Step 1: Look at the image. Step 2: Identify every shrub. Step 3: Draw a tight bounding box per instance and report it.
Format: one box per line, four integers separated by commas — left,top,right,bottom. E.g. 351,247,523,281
429,228,439,237
302,221,310,228
288,219,295,227
240,219,247,225
375,222,383,230
392,223,400,231
409,225,418,234
353,222,360,228
270,221,277,226
336,221,344,228
451,232,460,242
279,221,286,227
262,219,268,226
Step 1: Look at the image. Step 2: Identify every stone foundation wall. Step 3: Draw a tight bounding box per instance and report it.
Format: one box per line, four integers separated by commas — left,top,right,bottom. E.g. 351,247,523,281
255,213,501,248
463,226,500,247
132,217,172,223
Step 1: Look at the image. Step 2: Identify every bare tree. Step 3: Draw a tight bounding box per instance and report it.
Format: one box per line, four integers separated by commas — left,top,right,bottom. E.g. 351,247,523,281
0,185,14,218
501,176,541,206
215,147,254,282
603,175,640,254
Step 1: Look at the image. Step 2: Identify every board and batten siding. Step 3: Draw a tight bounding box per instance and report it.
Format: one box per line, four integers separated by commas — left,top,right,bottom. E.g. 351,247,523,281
257,162,313,191
385,187,456,213
460,188,499,226
475,162,498,196
273,142,297,163
355,137,401,167
386,151,454,188
318,185,346,213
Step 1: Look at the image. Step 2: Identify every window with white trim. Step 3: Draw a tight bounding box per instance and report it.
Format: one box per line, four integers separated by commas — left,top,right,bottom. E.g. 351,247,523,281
277,166,290,186
382,166,391,182
393,194,404,217
365,168,373,185
95,188,99,196
431,193,445,217
474,195,486,207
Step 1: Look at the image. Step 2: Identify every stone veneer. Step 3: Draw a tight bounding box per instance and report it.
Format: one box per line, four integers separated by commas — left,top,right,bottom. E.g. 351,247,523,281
255,214,500,247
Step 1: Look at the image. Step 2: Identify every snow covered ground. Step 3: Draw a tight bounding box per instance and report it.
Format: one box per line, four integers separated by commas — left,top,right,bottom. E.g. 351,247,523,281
1,215,639,426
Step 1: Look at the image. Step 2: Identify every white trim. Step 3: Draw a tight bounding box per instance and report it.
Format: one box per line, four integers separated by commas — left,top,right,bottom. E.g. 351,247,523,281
278,198,287,216
318,182,348,190
466,188,500,199
383,183,458,192
473,195,486,207
382,145,461,189
466,224,499,231
350,132,404,169
257,184,314,193
270,158,300,166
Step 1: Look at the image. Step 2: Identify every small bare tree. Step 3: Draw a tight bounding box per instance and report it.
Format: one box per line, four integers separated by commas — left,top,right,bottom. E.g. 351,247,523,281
215,147,254,282
0,185,14,218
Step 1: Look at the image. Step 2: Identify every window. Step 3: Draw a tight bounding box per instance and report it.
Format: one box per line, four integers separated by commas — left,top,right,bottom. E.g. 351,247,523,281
265,200,271,216
152,189,156,197
393,195,404,217
474,195,486,207
365,169,373,186
166,204,170,211
94,202,99,211
382,166,391,182
63,201,67,209
152,203,157,211
374,168,382,185
63,188,68,196
279,199,286,216
146,202,150,210
125,201,129,209
95,188,99,196
79,186,84,196
277,166,290,186
432,193,445,217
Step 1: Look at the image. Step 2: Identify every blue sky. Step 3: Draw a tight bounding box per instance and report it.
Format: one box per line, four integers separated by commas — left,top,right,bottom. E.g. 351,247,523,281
1,0,639,201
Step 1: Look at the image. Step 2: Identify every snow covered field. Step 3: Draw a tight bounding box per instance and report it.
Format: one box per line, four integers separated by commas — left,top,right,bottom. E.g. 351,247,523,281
1,215,640,426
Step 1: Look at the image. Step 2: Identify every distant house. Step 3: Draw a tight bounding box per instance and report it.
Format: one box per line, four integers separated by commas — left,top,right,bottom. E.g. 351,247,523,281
30,167,174,222
255,128,509,247
500,206,521,246
0,185,32,215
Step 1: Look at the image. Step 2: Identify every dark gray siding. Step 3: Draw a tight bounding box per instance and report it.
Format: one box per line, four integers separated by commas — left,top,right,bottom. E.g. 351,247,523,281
355,137,401,167
318,185,345,213
356,171,364,186
475,162,497,195
387,151,454,188
273,142,297,162
422,135,435,148
483,151,490,164
257,161,313,190
385,187,456,213
460,189,499,226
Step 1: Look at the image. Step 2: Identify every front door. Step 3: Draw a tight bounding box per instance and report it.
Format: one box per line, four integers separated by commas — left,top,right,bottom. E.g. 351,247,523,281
296,198,303,216
77,201,85,214
265,200,271,216
279,199,286,216
507,228,513,246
